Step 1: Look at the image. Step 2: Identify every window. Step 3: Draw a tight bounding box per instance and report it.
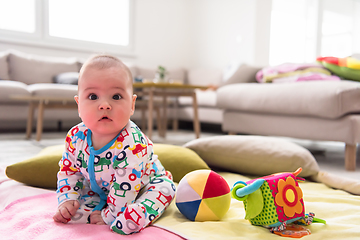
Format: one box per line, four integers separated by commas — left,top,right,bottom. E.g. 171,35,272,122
320,0,355,57
0,0,36,33
48,0,129,46
269,0,360,66
269,0,317,65
0,0,133,55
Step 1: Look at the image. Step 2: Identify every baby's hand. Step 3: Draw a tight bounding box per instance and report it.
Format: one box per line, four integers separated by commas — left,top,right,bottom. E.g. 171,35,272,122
53,200,80,224
90,211,106,225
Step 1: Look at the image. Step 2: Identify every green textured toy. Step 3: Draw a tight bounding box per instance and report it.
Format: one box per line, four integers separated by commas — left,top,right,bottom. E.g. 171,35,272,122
231,168,326,238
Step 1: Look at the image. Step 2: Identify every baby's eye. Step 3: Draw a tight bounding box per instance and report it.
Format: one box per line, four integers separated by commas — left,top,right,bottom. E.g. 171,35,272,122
112,94,122,100
88,94,98,100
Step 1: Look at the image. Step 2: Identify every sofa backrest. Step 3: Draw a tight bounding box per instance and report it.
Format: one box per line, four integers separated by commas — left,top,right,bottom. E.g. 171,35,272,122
7,50,81,85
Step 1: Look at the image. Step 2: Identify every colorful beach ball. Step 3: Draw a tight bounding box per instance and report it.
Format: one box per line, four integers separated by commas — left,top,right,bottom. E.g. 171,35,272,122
175,170,231,221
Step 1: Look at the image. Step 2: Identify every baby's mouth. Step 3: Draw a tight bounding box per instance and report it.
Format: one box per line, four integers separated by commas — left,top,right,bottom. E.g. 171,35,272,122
100,116,111,121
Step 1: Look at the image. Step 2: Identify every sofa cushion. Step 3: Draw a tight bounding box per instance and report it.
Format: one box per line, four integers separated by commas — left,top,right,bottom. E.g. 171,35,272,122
0,80,31,103
0,51,10,80
184,135,319,178
8,51,79,84
28,83,78,99
217,80,360,119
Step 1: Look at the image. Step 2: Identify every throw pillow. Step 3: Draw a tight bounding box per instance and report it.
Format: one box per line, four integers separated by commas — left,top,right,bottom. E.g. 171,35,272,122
5,145,64,189
321,62,360,82
183,135,319,178
53,72,79,85
5,144,209,188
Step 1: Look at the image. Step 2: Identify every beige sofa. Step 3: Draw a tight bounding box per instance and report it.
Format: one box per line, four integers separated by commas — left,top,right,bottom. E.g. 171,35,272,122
0,50,222,134
217,77,360,171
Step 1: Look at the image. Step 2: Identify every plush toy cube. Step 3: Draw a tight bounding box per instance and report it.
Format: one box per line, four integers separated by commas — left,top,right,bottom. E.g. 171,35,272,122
232,168,305,228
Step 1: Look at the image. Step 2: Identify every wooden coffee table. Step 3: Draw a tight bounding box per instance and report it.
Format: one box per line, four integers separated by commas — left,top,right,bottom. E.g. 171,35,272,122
11,82,207,141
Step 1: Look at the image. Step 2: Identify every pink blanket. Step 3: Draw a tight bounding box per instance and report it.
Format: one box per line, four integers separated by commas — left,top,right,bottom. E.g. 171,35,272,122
0,192,184,240
256,62,341,83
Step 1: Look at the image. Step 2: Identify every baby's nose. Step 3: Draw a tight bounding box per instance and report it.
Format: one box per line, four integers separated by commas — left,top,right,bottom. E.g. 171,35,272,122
99,101,111,110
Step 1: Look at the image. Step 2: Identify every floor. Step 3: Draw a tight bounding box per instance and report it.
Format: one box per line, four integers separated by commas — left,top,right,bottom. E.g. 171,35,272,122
0,128,359,182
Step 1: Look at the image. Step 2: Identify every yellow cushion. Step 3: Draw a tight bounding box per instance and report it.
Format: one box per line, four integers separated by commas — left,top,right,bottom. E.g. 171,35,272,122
5,145,64,189
5,143,209,188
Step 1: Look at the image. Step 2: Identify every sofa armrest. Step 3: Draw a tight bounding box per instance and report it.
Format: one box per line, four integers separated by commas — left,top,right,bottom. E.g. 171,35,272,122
221,63,262,86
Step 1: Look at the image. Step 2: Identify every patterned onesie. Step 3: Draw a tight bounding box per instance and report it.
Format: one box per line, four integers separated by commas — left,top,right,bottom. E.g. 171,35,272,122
56,120,176,235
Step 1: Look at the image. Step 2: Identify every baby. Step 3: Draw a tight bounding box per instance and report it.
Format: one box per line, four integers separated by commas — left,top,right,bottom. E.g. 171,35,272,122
53,54,176,235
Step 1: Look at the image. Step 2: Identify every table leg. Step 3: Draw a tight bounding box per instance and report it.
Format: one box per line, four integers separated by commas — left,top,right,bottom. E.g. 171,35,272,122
192,91,200,138
160,94,168,138
26,101,35,139
147,89,154,139
156,107,162,137
345,143,356,171
141,109,146,131
36,100,44,141
172,97,179,131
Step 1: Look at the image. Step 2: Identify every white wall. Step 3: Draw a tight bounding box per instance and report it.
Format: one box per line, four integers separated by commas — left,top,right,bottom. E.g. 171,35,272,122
133,0,192,69
0,0,271,71
186,0,255,69
134,0,272,69
353,0,360,54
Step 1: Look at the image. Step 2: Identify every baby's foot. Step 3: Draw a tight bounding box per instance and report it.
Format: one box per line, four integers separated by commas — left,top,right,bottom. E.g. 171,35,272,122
111,203,147,235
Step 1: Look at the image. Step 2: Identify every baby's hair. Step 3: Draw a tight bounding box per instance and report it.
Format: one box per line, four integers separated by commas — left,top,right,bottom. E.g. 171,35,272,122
79,54,133,90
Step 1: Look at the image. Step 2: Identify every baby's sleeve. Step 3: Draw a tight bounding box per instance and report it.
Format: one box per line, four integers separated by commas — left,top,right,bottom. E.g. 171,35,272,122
56,128,84,206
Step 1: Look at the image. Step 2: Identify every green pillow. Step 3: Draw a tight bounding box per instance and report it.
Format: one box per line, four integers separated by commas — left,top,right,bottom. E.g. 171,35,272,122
5,143,209,188
322,62,360,81
5,145,64,189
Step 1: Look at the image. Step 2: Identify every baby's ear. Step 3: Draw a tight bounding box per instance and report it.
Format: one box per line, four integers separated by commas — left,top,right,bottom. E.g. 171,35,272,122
74,95,79,104
74,95,81,117
131,94,137,115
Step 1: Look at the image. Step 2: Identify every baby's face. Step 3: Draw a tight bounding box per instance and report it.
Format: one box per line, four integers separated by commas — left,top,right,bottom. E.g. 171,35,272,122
75,66,136,138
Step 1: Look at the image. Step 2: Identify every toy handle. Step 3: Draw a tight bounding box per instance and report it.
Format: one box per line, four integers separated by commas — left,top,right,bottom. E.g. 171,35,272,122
231,181,248,201
231,179,265,201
